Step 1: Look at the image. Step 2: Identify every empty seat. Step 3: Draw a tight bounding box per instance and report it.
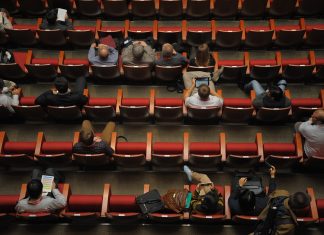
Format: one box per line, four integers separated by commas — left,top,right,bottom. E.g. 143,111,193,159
13,96,47,121
127,21,153,40
67,24,96,47
215,21,242,49
157,21,182,45
185,21,212,47
123,64,152,82
222,98,254,122
37,30,67,47
240,0,268,18
158,0,183,19
18,0,47,16
85,97,117,122
59,55,89,80
0,194,19,222
154,97,184,122
273,20,305,47
269,0,297,17
0,51,28,81
244,22,273,48
305,19,324,47
216,51,246,82
102,0,129,18
131,0,156,18
297,0,324,16
7,21,38,46
0,0,19,14
76,0,102,17
186,0,210,19
213,0,238,18
120,97,150,122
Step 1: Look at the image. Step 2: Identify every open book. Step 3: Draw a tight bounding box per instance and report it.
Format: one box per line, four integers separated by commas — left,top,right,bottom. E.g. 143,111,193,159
57,8,67,22
41,175,54,196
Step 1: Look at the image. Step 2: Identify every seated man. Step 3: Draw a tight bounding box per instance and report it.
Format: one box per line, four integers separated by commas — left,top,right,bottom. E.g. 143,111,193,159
40,8,73,30
295,109,324,158
35,76,88,107
0,79,20,113
244,79,291,109
121,41,155,66
156,43,187,67
73,120,115,156
88,42,118,66
229,166,276,216
15,168,66,213
184,78,223,108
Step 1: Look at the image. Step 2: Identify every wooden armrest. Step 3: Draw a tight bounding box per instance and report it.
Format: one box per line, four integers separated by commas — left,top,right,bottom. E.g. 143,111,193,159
224,185,231,220
0,131,6,154
300,18,306,30
256,133,264,162
155,0,159,10
95,19,101,40
220,132,226,162
244,52,250,74
101,184,110,216
295,133,304,159
182,20,187,42
214,52,219,69
37,18,42,28
309,51,316,66
149,89,155,117
238,0,242,10
307,187,319,222
183,104,187,117
110,132,117,151
153,20,158,41
217,89,223,97
211,20,216,41
183,132,189,162
266,0,270,9
26,50,33,65
285,89,291,99
250,90,256,100
146,132,152,162
83,89,89,97
73,132,80,147
144,184,150,193
320,90,324,108
240,20,245,41
124,20,130,39
35,132,45,156
19,184,27,200
116,88,123,116
58,51,65,65
182,0,187,9
59,183,70,215
276,51,282,74
269,19,276,40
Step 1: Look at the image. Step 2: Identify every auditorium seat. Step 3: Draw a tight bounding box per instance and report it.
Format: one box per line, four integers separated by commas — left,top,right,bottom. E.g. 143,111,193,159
222,96,254,123
75,0,102,17
189,184,229,222
7,18,39,46
91,64,121,81
212,0,238,18
157,21,182,46
184,20,213,47
34,132,74,166
0,131,36,168
240,0,268,18
0,51,28,82
13,96,47,121
105,184,143,222
123,64,153,82
151,133,186,170
215,51,246,82
131,0,156,19
214,20,242,49
263,133,303,168
243,20,274,48
17,183,69,222
313,51,324,81
59,51,89,80
304,19,324,47
25,50,59,82
268,0,297,18
98,20,125,39
127,20,154,40
0,194,19,223
316,198,324,223
185,0,210,19
37,29,67,47
187,132,224,169
158,0,183,19
296,0,324,16
111,132,150,170
0,106,13,120
247,51,280,82
47,106,83,122
102,0,129,18
224,133,263,168
18,0,47,16
0,0,19,14
67,20,97,47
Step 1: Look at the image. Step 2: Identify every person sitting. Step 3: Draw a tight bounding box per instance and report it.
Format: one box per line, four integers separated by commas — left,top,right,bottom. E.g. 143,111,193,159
229,166,277,216
121,40,155,67
35,76,88,107
189,43,215,67
156,43,187,67
183,79,223,108
40,8,73,31
244,79,291,109
15,168,66,213
295,109,324,158
73,120,115,156
0,79,20,113
88,41,118,66
0,8,12,32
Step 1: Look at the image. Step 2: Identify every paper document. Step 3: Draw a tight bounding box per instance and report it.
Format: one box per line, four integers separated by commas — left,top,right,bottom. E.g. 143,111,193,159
41,175,54,195
57,8,67,22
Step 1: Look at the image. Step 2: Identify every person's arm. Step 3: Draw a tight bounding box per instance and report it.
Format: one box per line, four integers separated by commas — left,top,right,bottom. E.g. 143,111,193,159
232,178,247,199
268,166,277,194
88,44,96,64
2,15,12,30
35,91,51,106
183,78,195,101
252,96,263,109
108,47,119,64
47,188,67,211
209,89,222,98
297,120,313,138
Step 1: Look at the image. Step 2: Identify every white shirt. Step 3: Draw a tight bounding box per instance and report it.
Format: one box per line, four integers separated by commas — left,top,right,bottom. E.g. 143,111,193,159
185,93,223,107
298,121,324,158
0,90,19,113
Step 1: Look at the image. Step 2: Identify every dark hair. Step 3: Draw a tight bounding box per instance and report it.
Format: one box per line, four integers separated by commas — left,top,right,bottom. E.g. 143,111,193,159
198,84,210,100
162,43,173,59
132,44,144,60
46,9,58,25
197,190,220,214
80,130,94,146
27,179,43,200
54,77,68,94
196,43,210,67
0,79,4,90
268,86,283,101
289,192,310,210
239,189,256,213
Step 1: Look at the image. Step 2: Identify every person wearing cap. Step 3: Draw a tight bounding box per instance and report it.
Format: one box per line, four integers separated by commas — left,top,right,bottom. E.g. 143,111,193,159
35,76,88,107
73,120,115,156
121,40,155,67
15,168,66,213
0,78,20,113
156,43,187,67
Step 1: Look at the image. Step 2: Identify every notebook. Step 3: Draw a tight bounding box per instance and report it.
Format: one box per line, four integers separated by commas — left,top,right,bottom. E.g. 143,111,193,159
57,8,67,22
41,175,54,196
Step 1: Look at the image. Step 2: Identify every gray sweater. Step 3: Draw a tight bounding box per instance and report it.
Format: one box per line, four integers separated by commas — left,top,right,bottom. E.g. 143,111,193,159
15,189,67,213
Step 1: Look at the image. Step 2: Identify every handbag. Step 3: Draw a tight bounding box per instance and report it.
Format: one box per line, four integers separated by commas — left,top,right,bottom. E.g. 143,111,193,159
136,189,164,214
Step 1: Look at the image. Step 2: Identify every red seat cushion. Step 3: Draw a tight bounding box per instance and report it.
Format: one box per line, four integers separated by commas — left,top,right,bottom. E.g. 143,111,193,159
122,98,149,106
190,184,224,197
32,58,58,66
64,58,89,66
263,143,296,156
250,59,277,66
3,142,36,154
68,195,102,212
0,195,20,212
155,98,183,107
317,199,324,217
88,98,116,106
129,26,152,32
187,27,211,32
190,142,220,154
13,51,27,70
291,98,322,108
315,58,324,65
153,142,183,154
306,24,324,31
245,26,270,32
282,58,309,66
13,24,38,30
20,96,36,106
226,143,258,155
100,26,124,32
109,195,140,212
158,26,181,32
275,25,300,31
218,60,244,67
42,142,73,154
217,26,241,31
116,142,147,154
224,98,252,108
73,26,96,32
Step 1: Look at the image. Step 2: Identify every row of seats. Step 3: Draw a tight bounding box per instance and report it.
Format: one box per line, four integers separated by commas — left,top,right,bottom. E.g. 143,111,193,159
2,50,324,83
0,183,319,224
2,0,324,19
1,130,324,170
4,88,323,123
2,18,324,48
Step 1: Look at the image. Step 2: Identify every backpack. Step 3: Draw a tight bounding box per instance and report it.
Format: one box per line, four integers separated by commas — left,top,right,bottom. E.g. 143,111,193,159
254,196,291,235
136,189,164,214
0,48,15,64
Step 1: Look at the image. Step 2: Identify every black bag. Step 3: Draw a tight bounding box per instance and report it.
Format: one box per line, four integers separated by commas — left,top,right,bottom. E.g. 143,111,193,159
232,171,263,195
0,48,15,64
136,189,164,214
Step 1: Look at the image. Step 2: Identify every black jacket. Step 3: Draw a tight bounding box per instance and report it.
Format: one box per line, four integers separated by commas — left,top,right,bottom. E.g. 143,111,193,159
35,91,88,107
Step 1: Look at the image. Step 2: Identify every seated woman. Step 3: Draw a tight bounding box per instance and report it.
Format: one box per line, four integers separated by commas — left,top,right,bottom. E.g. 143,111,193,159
189,43,215,67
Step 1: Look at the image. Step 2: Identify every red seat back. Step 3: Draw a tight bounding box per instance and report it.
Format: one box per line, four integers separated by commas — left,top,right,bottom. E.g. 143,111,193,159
109,195,140,212
190,143,220,155
153,142,183,154
0,195,19,213
116,142,147,155
68,195,103,212
42,142,73,154
226,143,258,155
3,142,36,154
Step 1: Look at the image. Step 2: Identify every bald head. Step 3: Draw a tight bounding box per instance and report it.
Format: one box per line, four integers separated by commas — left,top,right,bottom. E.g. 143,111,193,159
162,43,173,59
312,109,324,124
98,45,109,59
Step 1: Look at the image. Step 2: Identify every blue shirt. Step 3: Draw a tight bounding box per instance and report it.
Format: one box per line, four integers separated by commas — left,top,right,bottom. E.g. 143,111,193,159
88,47,118,66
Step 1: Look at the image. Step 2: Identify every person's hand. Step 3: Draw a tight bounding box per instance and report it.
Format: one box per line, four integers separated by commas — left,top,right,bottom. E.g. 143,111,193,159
191,78,196,88
52,89,58,95
93,136,102,143
269,166,276,178
173,49,177,55
91,43,96,48
11,88,20,95
51,182,57,190
239,177,247,187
